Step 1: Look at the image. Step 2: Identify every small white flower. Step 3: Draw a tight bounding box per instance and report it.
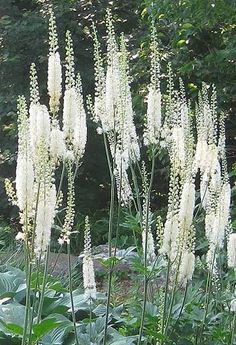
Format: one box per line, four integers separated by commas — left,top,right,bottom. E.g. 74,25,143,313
228,233,236,268
34,184,57,258
50,125,66,160
105,65,118,131
172,127,186,167
29,103,51,156
83,217,96,299
15,232,25,241
58,237,65,246
16,156,35,212
63,87,77,138
194,140,208,172
142,230,156,263
96,127,103,135
65,150,75,161
160,213,179,261
48,52,62,113
179,182,195,229
178,252,195,286
144,86,162,145
230,299,236,312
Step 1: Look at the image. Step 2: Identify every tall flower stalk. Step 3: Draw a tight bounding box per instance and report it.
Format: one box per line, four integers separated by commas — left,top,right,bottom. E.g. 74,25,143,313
4,9,88,345
92,10,140,343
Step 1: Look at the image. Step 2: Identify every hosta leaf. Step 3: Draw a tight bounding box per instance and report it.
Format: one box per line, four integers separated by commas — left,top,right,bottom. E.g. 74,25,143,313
0,303,25,326
112,304,124,317
32,318,64,340
0,269,25,298
108,329,139,345
146,302,158,316
93,304,107,316
14,283,27,302
109,339,137,345
41,315,73,345
3,323,23,336
43,290,87,314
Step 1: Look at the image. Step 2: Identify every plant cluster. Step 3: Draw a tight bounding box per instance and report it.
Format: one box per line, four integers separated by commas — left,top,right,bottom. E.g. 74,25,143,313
2,7,235,345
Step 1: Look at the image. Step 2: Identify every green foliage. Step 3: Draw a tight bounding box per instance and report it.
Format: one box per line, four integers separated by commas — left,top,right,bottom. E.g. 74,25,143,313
0,234,235,344
0,265,141,344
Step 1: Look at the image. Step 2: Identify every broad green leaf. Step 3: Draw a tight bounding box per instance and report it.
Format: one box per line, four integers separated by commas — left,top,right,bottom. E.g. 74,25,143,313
3,323,23,336
43,291,86,315
32,318,64,340
93,304,107,316
0,269,25,298
41,315,73,345
0,303,25,326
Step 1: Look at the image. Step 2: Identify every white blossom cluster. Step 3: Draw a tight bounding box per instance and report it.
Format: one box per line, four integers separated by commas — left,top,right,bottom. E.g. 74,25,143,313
227,233,236,268
82,217,96,299
144,26,162,146
193,86,231,271
63,31,87,160
9,9,88,260
159,80,231,284
141,165,156,263
15,92,57,259
157,74,195,285
48,8,62,115
6,10,232,291
92,17,232,286
92,11,140,206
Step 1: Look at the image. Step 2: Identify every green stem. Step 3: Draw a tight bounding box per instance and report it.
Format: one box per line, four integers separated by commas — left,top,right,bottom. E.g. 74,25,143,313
161,258,171,339
49,245,63,275
22,244,32,345
103,171,115,345
22,200,32,345
102,133,116,345
28,261,40,345
194,182,208,220
128,204,139,250
138,276,149,344
89,298,92,344
137,153,156,345
57,162,65,200
170,281,188,337
36,245,50,324
28,183,41,345
164,253,182,339
113,189,122,257
230,312,236,345
196,250,216,345
103,132,113,178
130,164,143,221
68,242,79,345
163,275,177,339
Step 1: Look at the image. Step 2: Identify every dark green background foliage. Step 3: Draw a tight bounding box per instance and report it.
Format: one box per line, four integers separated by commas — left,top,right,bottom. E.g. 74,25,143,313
0,0,235,246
